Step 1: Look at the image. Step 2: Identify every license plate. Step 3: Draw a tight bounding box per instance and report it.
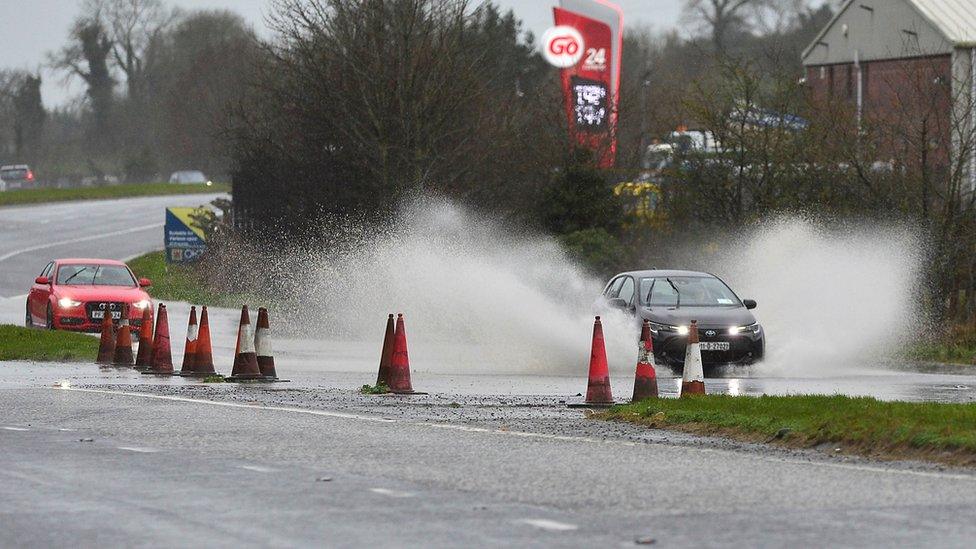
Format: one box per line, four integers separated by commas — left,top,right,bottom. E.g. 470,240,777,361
91,311,121,320
700,342,730,351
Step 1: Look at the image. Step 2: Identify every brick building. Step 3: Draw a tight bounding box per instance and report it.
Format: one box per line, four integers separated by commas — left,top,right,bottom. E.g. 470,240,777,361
802,0,976,184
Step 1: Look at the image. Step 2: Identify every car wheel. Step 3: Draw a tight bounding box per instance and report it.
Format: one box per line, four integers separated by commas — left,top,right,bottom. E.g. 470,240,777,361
46,305,55,330
25,303,32,328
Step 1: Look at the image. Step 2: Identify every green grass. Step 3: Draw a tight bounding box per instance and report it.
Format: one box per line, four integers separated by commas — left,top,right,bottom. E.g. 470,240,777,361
0,324,99,362
128,251,249,307
599,394,976,466
0,182,229,207
908,342,976,365
360,383,390,394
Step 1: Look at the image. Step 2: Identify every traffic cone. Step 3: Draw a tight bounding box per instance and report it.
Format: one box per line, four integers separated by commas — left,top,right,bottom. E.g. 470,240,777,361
226,305,264,381
255,307,278,379
388,314,424,394
143,303,175,375
632,320,659,402
374,314,395,388
179,307,199,375
134,307,154,370
584,316,614,405
681,320,706,397
186,306,216,376
112,306,134,366
95,308,116,365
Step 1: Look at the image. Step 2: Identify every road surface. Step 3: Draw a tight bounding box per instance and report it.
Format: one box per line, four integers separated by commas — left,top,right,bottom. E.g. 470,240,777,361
0,193,224,298
3,365,976,547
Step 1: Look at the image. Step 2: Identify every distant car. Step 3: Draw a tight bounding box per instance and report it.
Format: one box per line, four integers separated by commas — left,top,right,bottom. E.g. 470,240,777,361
0,164,36,190
169,170,212,186
26,259,154,333
599,269,764,370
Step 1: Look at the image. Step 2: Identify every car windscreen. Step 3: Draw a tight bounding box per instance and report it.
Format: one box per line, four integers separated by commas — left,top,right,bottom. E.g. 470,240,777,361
0,168,27,180
640,276,741,307
57,264,136,287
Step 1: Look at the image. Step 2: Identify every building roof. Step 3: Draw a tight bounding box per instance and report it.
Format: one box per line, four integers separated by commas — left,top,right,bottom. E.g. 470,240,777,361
802,0,976,63
910,0,976,46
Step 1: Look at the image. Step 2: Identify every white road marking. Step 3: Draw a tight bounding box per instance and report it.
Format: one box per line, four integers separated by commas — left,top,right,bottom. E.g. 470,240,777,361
52,386,976,482
2,426,29,431
0,223,163,263
516,519,579,532
369,488,413,498
117,446,158,453
240,465,277,473
55,387,395,423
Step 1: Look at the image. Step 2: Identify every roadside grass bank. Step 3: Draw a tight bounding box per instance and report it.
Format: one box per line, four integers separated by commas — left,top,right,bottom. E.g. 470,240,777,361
908,324,976,365
0,182,229,207
598,395,976,467
0,324,98,362
128,251,251,308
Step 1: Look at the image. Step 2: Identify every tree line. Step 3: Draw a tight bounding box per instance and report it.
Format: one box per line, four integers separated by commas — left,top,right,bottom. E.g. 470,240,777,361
0,0,260,183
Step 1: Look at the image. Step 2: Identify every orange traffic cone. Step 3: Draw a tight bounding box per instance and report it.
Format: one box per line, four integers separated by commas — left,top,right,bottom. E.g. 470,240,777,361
134,307,154,370
112,306,134,366
96,308,116,365
226,305,264,381
388,314,423,394
585,316,614,405
179,307,199,375
143,303,175,375
185,306,216,376
631,320,658,402
680,320,706,397
255,307,278,379
374,314,395,388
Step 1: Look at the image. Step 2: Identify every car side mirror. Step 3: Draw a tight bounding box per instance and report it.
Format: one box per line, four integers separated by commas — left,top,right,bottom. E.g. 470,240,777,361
607,298,629,309
139,278,152,288
743,299,757,310
35,276,50,285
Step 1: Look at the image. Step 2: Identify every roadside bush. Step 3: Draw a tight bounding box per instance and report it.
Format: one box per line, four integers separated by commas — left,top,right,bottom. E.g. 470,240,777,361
558,228,627,277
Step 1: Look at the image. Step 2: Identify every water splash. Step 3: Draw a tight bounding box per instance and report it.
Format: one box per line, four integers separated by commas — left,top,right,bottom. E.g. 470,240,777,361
261,201,923,379
702,216,924,376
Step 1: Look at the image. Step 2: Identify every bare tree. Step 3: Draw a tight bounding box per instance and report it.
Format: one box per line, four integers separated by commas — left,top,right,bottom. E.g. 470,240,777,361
84,0,180,103
682,0,808,53
49,16,115,141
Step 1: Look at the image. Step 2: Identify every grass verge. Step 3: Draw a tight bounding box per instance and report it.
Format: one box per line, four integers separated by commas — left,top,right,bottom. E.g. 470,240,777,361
0,182,228,207
908,342,976,365
905,323,976,365
598,394,976,467
0,324,98,362
128,251,249,308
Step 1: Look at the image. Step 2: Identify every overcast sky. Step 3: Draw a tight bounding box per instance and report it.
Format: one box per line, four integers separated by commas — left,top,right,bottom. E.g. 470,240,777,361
0,0,685,107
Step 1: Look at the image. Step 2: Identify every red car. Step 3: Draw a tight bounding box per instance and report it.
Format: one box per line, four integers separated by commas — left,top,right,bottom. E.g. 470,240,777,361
26,258,153,333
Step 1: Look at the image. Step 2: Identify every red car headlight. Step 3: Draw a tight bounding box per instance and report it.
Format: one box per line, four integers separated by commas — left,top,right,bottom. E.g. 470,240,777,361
58,298,82,308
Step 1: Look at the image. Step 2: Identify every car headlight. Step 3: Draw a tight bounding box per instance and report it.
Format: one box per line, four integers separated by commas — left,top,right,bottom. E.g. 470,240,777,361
58,298,82,308
131,300,151,310
648,321,688,335
729,323,761,335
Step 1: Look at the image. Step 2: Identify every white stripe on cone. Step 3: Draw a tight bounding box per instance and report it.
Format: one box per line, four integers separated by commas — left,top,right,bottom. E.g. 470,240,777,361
683,342,704,384
187,323,198,342
240,322,256,354
255,327,272,357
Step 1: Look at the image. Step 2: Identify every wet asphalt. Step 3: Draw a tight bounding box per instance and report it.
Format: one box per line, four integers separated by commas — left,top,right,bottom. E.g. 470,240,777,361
4,360,976,547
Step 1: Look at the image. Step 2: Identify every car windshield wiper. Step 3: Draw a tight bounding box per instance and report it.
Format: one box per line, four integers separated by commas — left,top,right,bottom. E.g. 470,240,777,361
666,277,681,309
61,267,92,285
